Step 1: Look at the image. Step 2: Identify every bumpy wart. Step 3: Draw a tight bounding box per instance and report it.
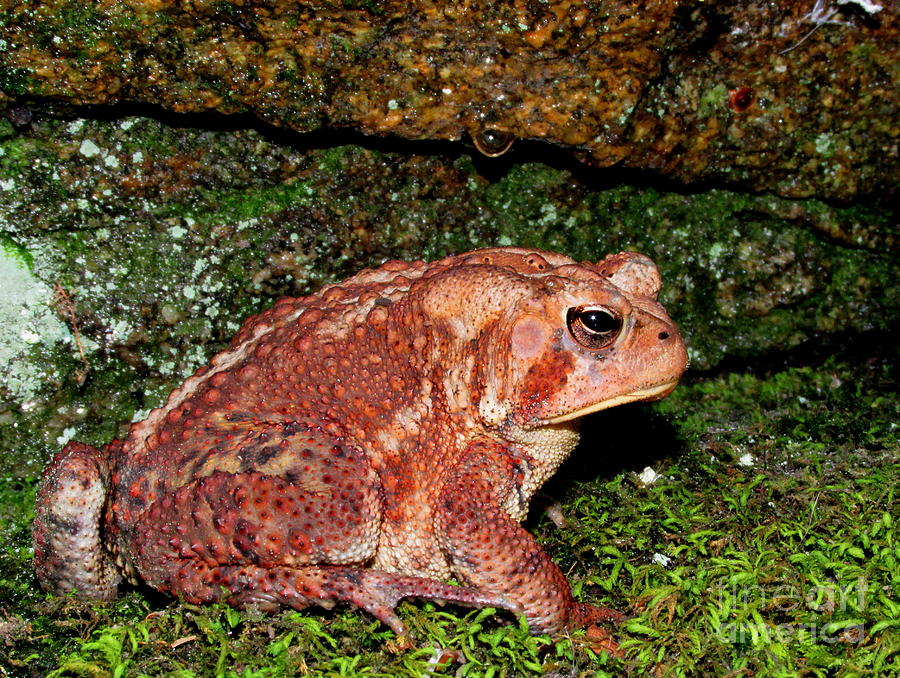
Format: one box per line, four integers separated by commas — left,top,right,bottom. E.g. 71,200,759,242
33,247,688,640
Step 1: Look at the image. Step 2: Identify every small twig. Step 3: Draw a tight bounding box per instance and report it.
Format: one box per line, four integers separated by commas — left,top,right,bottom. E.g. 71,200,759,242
778,3,840,55
171,634,197,649
53,283,89,384
777,16,834,55
778,0,882,55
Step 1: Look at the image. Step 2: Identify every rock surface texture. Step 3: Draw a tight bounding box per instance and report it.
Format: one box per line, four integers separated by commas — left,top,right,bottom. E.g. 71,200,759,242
0,0,897,200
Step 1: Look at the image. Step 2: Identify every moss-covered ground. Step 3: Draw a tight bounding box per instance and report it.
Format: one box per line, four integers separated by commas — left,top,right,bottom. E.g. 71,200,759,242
2,333,896,677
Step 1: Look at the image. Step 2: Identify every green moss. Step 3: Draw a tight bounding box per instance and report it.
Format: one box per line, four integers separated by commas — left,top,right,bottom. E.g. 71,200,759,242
699,83,728,118
0,233,32,269
178,181,316,224
0,477,37,601
0,66,32,96
57,5,108,37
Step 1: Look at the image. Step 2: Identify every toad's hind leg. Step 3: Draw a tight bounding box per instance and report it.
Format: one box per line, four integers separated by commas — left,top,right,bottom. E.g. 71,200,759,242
130,431,385,594
161,560,521,637
126,427,521,635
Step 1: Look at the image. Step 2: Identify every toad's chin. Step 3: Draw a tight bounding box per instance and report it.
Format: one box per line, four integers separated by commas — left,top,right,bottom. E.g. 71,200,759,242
540,380,680,425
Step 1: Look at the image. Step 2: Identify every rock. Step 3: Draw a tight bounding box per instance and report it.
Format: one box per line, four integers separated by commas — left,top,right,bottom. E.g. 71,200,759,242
1,115,896,479
0,1,897,200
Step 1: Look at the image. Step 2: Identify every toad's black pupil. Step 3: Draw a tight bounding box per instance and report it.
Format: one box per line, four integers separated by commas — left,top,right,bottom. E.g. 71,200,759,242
581,309,618,334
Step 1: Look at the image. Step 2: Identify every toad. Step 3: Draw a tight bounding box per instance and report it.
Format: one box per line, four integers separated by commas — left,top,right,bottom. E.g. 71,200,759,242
34,247,688,638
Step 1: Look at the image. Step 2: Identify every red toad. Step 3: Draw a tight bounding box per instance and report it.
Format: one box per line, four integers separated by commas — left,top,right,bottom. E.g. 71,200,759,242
34,247,688,638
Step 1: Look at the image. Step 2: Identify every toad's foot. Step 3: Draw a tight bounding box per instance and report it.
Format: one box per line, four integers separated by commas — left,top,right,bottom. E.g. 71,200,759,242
574,602,626,657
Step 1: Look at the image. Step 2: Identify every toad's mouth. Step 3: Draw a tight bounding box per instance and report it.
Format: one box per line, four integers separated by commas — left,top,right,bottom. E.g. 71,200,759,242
540,380,680,425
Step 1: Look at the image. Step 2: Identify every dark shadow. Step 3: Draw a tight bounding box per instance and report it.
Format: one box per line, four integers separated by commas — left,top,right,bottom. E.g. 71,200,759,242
686,327,898,383
540,400,686,507
10,97,873,206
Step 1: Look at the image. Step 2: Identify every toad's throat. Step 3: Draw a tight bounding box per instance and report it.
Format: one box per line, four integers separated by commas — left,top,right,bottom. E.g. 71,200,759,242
540,380,680,425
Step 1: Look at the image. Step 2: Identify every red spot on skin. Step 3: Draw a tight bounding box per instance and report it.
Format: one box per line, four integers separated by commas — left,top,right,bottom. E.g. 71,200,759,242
128,480,145,499
518,349,574,420
323,287,347,303
233,486,247,508
297,309,322,326
728,87,754,112
273,302,295,317
237,364,259,382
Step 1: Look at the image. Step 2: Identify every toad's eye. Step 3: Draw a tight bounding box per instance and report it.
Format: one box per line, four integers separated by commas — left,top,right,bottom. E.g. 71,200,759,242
566,306,622,349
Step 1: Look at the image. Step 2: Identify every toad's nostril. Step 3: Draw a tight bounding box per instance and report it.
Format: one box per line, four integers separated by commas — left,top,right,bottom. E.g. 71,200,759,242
658,331,670,340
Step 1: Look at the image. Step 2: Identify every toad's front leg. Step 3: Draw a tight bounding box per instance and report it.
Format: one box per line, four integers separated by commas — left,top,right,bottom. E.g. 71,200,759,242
435,448,619,635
